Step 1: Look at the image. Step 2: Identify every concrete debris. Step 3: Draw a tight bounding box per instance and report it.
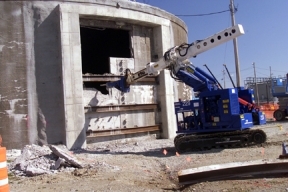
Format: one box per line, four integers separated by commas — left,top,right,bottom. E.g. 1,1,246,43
49,145,83,168
54,157,66,170
25,162,52,176
6,149,21,161
11,144,52,168
8,144,83,177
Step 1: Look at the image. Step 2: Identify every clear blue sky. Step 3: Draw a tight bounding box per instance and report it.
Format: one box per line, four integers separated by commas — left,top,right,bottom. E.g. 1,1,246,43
137,0,288,87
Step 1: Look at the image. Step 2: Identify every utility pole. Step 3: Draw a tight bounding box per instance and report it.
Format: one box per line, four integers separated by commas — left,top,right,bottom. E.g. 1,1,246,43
269,66,273,103
222,69,226,88
229,0,241,87
268,66,272,103
252,62,260,106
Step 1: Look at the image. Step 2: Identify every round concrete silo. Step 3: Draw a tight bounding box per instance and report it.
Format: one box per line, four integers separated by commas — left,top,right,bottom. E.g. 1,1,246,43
0,0,188,149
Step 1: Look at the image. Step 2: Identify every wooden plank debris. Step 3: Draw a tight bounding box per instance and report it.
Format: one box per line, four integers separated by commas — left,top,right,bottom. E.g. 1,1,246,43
178,159,288,185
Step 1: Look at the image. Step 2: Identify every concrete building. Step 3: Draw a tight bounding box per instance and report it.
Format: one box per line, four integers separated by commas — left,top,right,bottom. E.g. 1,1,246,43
0,0,189,149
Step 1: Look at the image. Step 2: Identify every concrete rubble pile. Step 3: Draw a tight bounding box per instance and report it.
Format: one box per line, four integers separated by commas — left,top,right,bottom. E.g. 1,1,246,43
8,144,83,177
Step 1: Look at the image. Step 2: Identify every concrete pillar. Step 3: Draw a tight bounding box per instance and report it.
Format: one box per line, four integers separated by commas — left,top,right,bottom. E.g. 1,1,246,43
157,70,177,139
154,24,177,139
59,10,86,149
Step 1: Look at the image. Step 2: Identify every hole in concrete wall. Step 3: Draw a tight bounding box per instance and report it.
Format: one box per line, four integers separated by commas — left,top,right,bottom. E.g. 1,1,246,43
83,82,108,95
80,27,131,95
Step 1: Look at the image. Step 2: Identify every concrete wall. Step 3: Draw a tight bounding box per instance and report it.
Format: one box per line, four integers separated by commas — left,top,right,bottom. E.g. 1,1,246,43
0,3,31,149
0,0,188,149
0,2,67,148
83,57,157,133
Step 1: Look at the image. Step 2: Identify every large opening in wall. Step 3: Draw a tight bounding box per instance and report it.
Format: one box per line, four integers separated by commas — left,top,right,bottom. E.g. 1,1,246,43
80,27,131,94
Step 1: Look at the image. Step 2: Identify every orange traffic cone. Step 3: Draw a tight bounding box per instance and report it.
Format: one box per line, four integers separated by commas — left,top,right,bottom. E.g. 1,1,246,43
0,136,9,192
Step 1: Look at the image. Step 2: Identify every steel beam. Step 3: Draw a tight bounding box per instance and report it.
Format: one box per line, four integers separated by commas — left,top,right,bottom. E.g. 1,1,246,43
86,125,160,137
178,159,288,185
82,75,156,82
84,104,158,113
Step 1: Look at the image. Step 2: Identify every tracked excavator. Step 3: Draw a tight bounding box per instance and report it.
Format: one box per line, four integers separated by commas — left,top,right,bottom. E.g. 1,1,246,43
105,24,267,153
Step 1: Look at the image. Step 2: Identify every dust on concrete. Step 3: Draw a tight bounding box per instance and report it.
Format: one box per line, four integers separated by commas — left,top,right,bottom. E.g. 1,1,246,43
8,121,288,192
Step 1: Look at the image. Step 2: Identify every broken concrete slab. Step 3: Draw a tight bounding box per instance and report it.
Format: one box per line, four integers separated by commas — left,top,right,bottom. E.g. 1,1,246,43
12,153,57,176
11,144,52,168
9,144,82,176
178,159,288,185
54,157,66,170
49,145,83,168
25,164,53,176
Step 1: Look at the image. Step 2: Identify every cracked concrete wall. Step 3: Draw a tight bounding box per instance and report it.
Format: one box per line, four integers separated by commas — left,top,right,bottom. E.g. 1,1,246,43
0,1,65,149
0,2,32,149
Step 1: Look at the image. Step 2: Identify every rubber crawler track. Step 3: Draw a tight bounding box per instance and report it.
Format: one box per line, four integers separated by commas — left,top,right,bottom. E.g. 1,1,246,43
174,129,267,153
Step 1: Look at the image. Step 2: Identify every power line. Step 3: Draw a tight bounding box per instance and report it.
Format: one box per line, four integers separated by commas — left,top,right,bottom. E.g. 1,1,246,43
256,67,286,73
226,67,252,74
240,67,251,71
241,71,255,77
257,71,270,77
255,67,269,71
271,69,287,73
175,9,232,17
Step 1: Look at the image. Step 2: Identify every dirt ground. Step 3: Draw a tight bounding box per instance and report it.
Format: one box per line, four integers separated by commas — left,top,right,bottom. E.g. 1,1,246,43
9,120,288,192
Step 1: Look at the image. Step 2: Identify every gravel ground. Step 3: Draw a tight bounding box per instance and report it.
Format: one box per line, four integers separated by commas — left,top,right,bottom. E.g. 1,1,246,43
8,120,288,192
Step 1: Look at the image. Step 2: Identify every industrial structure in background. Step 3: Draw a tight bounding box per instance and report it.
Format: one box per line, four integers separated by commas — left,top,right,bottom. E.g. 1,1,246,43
245,74,288,121
245,77,275,104
107,24,267,152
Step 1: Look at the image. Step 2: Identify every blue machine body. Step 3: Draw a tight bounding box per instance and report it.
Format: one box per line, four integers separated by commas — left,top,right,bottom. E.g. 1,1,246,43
175,88,265,134
106,76,130,93
174,65,266,134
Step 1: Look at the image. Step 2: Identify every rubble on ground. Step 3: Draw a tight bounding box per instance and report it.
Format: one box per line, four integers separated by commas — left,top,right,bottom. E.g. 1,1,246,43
8,144,84,177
